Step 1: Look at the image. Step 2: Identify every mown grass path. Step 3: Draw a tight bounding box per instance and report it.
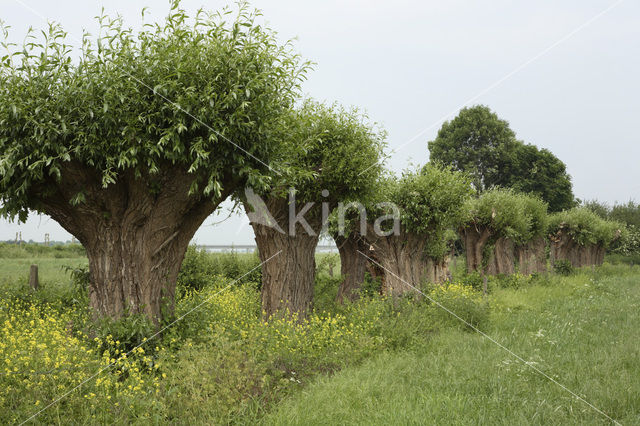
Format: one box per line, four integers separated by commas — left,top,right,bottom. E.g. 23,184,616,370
265,267,640,425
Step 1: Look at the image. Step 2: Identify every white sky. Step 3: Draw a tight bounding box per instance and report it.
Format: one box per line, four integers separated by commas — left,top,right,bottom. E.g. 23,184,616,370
1,0,639,244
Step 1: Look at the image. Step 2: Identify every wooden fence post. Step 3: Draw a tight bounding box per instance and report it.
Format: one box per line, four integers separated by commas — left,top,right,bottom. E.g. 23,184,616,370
29,264,39,290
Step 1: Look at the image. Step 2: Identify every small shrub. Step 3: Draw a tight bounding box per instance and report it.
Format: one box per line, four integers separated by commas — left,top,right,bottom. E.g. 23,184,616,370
316,253,339,277
177,246,215,292
176,246,262,294
361,272,383,297
553,260,574,276
491,273,531,290
529,272,552,286
90,314,156,354
427,282,489,330
313,274,341,312
63,265,90,306
459,271,484,292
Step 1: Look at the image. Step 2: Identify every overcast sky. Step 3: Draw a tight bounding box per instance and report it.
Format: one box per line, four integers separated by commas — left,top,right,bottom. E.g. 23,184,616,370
1,0,639,244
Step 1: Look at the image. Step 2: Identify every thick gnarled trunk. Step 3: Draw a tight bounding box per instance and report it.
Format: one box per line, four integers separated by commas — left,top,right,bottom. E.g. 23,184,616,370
549,230,577,266
33,164,229,324
85,226,187,322
485,237,515,275
367,227,449,298
516,237,548,275
461,225,492,273
462,226,517,276
365,247,386,293
246,197,321,319
334,233,370,303
252,224,318,318
549,230,606,268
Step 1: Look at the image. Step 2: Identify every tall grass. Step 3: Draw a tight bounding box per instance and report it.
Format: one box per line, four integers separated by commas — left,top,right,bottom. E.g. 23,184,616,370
0,243,638,424
264,265,640,425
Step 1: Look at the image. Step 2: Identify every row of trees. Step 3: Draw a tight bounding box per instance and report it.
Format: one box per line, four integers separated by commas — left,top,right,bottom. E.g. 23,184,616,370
330,186,624,315
583,200,640,256
0,3,625,324
460,191,623,275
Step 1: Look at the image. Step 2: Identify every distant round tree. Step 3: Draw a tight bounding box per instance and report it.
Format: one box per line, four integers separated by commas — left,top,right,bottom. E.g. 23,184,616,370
0,4,308,323
428,105,519,192
510,144,575,212
243,101,385,318
428,105,574,212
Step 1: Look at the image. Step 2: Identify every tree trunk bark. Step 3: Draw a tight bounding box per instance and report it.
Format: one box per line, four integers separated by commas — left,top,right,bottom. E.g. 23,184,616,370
516,237,547,275
334,233,370,303
549,230,584,268
246,197,321,319
461,225,492,273
84,225,189,322
595,246,606,265
579,245,591,267
366,226,448,298
485,237,515,275
578,244,605,267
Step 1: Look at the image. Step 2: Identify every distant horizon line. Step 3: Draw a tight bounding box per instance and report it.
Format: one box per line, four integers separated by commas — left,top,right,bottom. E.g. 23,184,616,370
1,240,339,252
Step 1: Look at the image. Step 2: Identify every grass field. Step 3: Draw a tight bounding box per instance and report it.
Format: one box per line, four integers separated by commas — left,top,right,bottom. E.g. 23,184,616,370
0,245,638,424
266,265,640,425
0,257,87,284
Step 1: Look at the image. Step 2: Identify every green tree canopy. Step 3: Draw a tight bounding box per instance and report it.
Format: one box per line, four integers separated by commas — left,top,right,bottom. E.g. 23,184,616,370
0,4,308,220
582,200,640,255
521,193,549,242
610,201,640,228
427,105,519,193
360,165,474,296
509,144,575,212
428,105,574,212
586,200,640,229
548,208,624,248
582,199,611,221
253,100,386,207
462,188,547,245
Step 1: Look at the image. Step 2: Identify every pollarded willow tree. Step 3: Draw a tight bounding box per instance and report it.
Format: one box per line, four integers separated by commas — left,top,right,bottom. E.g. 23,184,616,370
515,195,548,275
365,164,474,297
242,101,385,318
428,105,520,193
460,189,532,275
0,3,309,323
548,208,623,267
